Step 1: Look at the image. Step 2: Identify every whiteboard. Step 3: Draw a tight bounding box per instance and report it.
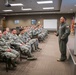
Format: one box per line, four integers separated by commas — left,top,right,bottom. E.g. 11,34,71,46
43,19,57,31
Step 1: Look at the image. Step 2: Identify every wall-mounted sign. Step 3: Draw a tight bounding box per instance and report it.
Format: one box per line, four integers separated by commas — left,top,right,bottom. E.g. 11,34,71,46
31,19,37,25
14,20,19,24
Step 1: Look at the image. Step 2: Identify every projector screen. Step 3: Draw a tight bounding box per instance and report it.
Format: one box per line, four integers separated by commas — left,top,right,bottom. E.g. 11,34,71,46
43,19,57,31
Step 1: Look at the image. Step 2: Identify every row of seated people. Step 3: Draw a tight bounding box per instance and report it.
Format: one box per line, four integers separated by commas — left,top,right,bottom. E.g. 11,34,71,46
0,24,48,70
32,25,48,41
16,25,48,41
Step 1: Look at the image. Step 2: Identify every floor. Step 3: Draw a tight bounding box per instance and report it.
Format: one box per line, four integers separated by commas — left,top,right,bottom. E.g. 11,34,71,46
0,33,72,75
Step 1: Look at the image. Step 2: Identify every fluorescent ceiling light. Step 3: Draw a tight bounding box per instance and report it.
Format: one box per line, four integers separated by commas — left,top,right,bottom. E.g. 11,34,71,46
3,10,13,12
43,7,54,10
70,9,73,10
74,5,76,6
10,3,23,6
21,7,32,11
37,1,53,4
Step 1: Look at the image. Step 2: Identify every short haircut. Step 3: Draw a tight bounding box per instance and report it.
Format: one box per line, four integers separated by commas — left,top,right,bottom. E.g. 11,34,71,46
61,16,66,20
19,28,24,32
11,28,16,31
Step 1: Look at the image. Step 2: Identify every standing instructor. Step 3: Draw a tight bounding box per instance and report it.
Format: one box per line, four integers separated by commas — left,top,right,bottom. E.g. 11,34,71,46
55,17,70,62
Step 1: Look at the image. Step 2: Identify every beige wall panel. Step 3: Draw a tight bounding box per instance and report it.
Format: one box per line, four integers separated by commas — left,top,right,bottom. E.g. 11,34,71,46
5,14,74,29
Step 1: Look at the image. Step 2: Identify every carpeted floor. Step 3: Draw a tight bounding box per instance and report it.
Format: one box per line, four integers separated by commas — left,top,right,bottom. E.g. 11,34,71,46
0,33,72,75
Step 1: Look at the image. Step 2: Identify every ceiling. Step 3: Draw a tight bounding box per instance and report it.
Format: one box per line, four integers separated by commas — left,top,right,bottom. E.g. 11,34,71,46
0,0,76,16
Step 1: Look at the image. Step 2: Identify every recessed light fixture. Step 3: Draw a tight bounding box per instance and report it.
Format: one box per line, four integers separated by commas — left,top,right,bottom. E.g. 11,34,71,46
3,10,13,12
21,7,32,11
10,3,23,6
70,9,73,10
74,5,76,6
43,7,54,10
37,1,53,4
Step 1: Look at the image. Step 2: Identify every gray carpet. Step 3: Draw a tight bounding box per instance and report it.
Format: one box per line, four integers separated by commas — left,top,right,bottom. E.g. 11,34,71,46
0,33,72,75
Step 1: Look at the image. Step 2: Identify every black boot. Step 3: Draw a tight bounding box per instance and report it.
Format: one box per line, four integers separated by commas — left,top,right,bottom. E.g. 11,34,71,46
25,51,37,60
6,58,11,70
11,60,17,68
27,54,37,60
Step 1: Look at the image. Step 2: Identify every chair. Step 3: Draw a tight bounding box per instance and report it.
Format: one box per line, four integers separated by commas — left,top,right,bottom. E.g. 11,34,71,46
0,52,10,72
10,44,25,61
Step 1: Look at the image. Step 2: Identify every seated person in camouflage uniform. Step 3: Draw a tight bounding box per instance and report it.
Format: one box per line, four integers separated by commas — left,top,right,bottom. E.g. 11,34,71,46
19,29,36,52
5,27,12,37
10,28,37,60
23,28,41,50
37,25,48,41
2,29,12,46
0,30,20,68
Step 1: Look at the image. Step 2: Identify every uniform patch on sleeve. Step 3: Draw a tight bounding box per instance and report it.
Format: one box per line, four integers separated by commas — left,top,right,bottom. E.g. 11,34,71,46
66,25,69,28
